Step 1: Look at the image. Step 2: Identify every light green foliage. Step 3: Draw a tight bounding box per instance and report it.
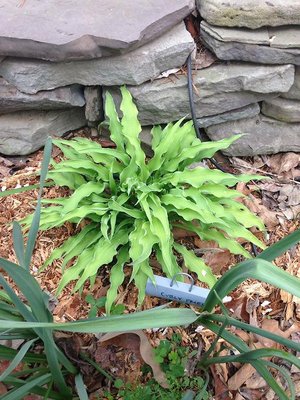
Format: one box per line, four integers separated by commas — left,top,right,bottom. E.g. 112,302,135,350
23,86,266,313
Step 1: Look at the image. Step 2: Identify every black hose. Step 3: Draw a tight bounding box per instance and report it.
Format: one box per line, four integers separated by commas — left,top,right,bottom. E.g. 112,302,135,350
186,54,227,173
187,53,205,142
186,53,258,257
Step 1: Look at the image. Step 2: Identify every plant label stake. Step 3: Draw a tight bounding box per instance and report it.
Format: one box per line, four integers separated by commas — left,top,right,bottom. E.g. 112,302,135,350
146,273,210,306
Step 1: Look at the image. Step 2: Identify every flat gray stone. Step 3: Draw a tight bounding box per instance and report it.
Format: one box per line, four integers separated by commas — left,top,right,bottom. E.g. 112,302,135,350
0,23,194,94
106,63,294,125
0,0,194,61
197,0,300,29
261,97,300,123
201,21,269,45
0,109,86,155
282,67,300,100
269,26,300,49
201,21,300,48
205,115,300,156
0,78,85,113
200,25,300,65
197,103,260,127
84,86,103,125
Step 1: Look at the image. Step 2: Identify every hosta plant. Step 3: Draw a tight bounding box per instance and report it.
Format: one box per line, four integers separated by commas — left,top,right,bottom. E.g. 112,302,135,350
0,139,198,400
23,87,265,312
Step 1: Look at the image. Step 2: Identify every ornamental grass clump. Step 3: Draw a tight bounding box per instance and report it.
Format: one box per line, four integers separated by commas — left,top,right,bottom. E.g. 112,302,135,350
23,87,265,313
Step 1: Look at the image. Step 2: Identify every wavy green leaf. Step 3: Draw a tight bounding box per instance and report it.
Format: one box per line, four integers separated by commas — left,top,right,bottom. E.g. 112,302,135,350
173,243,216,288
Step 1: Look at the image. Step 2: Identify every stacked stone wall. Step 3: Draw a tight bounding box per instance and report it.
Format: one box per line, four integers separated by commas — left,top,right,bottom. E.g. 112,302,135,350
0,0,299,156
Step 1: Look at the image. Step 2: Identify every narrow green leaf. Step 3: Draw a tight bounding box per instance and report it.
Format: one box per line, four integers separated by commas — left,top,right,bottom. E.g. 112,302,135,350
173,243,216,288
73,228,129,291
0,308,198,333
204,258,300,312
0,373,53,400
0,346,47,363
75,374,89,400
0,183,54,198
263,361,295,400
12,222,25,269
24,137,52,269
104,91,125,151
120,86,148,181
202,348,300,370
106,246,129,314
201,319,289,399
0,338,37,382
203,314,300,352
62,182,105,213
164,167,263,188
257,228,300,262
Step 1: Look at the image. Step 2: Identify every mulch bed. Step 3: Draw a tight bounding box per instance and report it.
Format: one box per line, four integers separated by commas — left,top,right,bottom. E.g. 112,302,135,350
0,129,300,399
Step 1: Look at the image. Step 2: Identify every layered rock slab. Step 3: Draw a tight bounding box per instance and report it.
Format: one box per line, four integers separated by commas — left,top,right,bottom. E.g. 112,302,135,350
200,22,300,65
0,23,194,94
197,103,260,128
282,67,300,100
0,0,194,61
0,79,85,113
197,0,300,29
0,109,86,155
106,63,294,125
205,115,300,156
262,98,300,123
84,87,103,125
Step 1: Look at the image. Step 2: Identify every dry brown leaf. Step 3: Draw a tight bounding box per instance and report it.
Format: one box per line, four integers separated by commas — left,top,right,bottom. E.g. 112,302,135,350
258,182,281,193
194,46,217,70
194,238,233,273
203,249,232,274
0,165,11,178
278,185,300,207
234,394,246,400
233,329,251,344
264,374,283,400
226,295,250,322
215,349,230,383
172,226,197,239
100,330,168,388
53,294,82,320
277,153,300,174
185,15,199,39
210,364,231,399
243,195,278,229
254,319,300,348
228,363,256,391
228,343,266,391
0,382,7,395
231,158,258,174
244,371,266,390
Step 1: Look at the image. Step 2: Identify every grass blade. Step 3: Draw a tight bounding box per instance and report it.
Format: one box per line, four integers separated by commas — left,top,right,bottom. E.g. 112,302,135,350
0,373,52,400
75,374,89,400
263,361,295,400
203,258,300,312
257,229,300,262
202,348,300,369
201,320,289,399
0,345,46,363
0,308,198,333
0,338,37,382
203,314,300,352
12,222,25,269
24,138,52,269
